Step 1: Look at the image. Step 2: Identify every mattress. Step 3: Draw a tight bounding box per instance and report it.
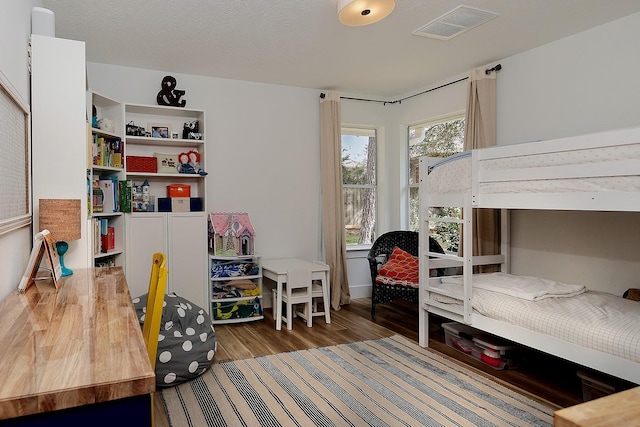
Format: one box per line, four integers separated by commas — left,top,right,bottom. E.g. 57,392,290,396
427,143,640,196
429,275,640,364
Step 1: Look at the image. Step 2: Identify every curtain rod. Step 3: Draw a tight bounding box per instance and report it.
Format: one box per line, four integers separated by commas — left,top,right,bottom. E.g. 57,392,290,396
320,63,502,105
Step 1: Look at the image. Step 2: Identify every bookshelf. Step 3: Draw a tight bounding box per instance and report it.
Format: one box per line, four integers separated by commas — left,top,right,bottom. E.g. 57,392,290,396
88,92,125,267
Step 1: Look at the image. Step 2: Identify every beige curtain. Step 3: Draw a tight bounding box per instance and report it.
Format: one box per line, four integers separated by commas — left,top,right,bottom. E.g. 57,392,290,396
320,92,351,310
464,69,500,272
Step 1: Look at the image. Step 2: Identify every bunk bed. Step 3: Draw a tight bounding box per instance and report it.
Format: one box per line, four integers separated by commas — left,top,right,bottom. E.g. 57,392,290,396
417,126,640,384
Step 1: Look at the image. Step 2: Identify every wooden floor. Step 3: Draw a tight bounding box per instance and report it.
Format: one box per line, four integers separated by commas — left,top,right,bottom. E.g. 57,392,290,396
154,297,587,426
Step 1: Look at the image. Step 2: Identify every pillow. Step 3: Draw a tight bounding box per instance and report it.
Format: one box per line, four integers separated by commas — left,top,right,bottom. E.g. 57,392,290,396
623,288,640,301
378,246,419,284
154,152,179,173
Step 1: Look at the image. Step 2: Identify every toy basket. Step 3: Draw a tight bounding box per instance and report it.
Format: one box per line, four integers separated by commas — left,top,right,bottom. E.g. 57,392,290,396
126,156,157,173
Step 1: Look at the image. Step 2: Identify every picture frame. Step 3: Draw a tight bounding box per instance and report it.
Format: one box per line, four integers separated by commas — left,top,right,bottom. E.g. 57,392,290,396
17,230,62,292
148,123,170,139
171,132,179,139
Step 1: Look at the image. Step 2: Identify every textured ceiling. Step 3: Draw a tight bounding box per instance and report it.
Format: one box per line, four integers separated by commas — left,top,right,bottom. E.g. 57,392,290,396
42,0,640,98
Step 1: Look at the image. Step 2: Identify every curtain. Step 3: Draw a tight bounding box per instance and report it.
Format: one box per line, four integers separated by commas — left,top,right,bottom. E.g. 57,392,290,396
320,92,351,309
464,69,500,272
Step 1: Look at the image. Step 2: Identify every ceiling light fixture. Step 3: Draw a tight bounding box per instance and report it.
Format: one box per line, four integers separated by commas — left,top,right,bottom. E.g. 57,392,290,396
338,0,396,26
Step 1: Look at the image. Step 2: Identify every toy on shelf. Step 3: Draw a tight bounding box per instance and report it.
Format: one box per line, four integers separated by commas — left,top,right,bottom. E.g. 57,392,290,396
177,150,207,176
132,179,154,212
208,212,255,256
177,152,196,174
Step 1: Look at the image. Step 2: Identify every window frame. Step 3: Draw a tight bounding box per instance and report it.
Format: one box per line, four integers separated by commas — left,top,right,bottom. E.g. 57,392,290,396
0,69,31,235
341,126,377,248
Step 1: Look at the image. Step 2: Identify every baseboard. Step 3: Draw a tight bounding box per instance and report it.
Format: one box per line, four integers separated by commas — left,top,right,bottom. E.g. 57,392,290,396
349,283,371,299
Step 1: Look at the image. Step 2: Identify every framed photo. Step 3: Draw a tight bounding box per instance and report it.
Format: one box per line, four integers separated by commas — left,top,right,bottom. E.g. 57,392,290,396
148,123,170,139
171,132,180,139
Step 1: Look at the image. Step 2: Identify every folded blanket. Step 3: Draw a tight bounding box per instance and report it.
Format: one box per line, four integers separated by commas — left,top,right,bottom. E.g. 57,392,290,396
440,272,586,301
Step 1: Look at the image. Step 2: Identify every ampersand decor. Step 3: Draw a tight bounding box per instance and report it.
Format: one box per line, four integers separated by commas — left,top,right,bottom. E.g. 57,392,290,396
156,75,186,107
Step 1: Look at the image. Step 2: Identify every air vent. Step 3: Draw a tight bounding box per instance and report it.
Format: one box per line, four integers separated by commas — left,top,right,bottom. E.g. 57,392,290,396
412,5,499,40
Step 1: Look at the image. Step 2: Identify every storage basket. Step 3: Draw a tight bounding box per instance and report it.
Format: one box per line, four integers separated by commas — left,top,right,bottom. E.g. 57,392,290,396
442,322,519,370
212,298,262,321
126,156,157,173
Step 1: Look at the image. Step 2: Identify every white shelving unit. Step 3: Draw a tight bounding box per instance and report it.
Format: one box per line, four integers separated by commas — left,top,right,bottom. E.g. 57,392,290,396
88,92,125,267
123,104,206,207
209,254,264,324
122,103,208,310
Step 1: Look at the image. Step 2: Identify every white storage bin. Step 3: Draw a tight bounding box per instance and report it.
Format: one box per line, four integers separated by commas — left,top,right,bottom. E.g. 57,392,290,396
442,322,519,370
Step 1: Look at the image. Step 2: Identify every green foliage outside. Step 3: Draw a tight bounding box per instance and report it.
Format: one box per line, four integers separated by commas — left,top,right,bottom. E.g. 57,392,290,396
409,118,465,252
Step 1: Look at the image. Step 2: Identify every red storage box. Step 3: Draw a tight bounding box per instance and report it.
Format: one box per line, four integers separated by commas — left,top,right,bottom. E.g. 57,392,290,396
126,156,157,173
167,184,191,198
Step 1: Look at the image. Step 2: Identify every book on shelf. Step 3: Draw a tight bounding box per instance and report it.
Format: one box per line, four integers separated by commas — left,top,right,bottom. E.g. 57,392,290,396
99,178,117,213
93,218,100,254
95,219,115,254
118,179,132,213
100,218,109,253
107,227,115,250
92,135,123,168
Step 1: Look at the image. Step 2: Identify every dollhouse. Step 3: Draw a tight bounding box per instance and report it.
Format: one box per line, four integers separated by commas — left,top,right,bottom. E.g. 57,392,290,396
208,212,255,256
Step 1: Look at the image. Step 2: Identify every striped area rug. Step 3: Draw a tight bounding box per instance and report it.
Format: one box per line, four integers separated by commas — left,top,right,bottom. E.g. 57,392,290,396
161,335,555,426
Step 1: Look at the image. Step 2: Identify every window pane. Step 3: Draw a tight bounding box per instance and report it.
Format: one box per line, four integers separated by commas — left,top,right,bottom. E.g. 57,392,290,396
408,118,465,184
342,133,376,185
344,187,376,245
409,186,419,232
342,127,376,246
428,207,461,253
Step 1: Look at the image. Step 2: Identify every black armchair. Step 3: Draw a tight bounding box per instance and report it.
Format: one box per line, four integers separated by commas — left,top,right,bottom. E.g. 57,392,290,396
367,231,444,316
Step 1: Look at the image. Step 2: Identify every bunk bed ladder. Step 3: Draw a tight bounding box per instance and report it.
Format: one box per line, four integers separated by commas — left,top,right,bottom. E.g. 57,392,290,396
418,157,475,346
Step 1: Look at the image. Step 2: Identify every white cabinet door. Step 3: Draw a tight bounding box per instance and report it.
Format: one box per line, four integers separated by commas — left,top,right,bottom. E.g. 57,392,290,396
168,212,207,311
125,213,168,299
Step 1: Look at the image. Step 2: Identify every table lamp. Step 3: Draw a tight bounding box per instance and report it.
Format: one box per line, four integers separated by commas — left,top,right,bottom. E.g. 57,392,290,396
39,199,81,277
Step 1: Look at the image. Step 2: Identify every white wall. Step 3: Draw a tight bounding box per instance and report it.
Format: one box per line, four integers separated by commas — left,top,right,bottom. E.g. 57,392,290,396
87,64,323,264
497,12,640,293
496,12,640,145
0,0,42,301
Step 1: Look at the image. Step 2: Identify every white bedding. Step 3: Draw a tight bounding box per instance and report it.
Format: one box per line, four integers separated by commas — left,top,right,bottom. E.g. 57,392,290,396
440,272,586,301
427,143,640,195
429,275,640,363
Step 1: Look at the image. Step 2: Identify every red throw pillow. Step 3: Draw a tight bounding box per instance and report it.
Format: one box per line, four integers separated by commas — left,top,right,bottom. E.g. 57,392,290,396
378,246,419,284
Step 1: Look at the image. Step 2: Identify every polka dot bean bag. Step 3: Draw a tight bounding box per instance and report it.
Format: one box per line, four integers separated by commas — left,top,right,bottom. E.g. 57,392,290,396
133,292,217,388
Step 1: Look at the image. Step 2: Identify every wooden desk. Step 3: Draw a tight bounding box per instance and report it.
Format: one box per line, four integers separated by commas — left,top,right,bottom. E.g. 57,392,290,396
0,267,155,425
262,258,330,331
554,387,640,427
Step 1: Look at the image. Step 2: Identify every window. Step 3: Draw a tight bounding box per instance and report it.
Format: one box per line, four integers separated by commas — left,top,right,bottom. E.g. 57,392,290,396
408,115,464,251
0,70,31,235
342,127,376,246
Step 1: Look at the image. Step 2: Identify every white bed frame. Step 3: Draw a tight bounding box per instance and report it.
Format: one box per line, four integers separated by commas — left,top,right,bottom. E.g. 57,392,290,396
418,126,640,384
